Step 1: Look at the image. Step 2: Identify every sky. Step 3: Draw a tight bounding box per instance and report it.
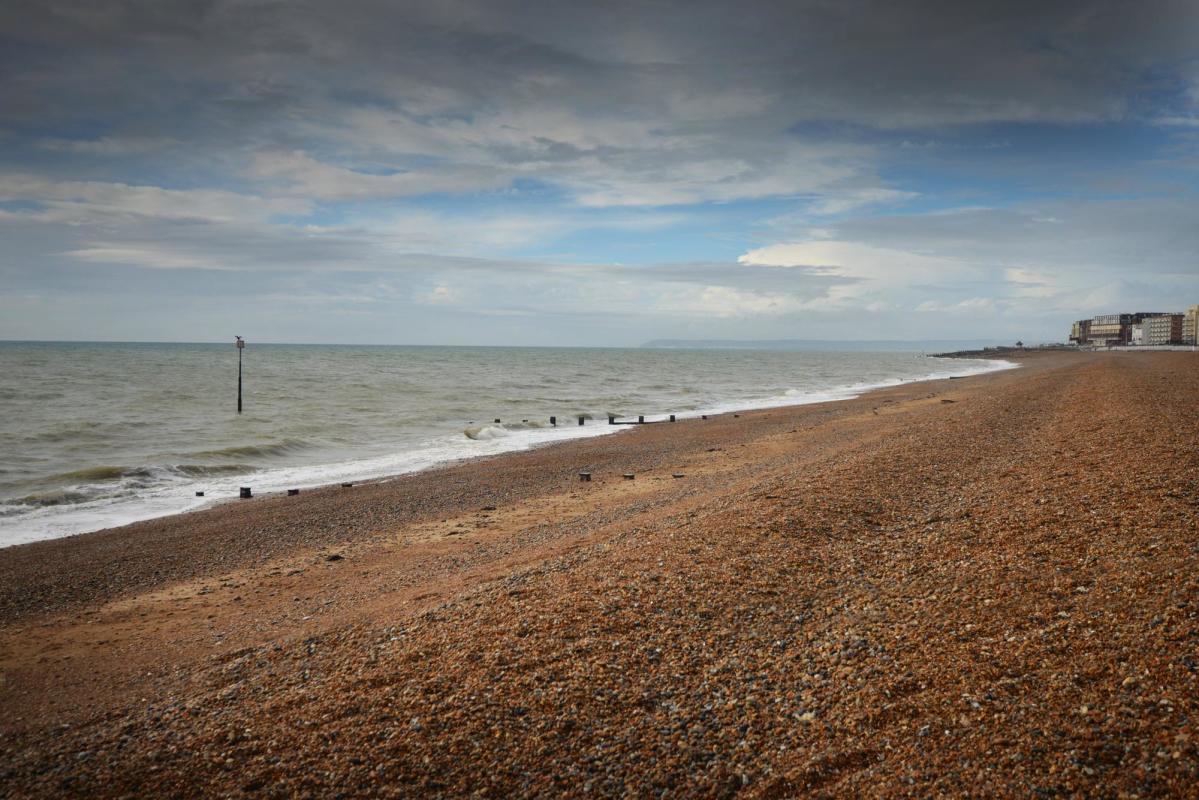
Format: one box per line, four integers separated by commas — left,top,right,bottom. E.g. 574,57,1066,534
2,0,1198,346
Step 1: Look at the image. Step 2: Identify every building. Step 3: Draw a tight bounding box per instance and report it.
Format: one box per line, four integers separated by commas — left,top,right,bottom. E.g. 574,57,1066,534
1086,313,1126,346
1069,318,1091,345
1185,305,1199,345
1143,314,1184,345
1068,311,1183,347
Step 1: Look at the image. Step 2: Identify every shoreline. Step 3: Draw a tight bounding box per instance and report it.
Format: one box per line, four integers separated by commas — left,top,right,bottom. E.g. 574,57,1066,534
4,349,1196,796
0,353,1028,624
2,354,1016,548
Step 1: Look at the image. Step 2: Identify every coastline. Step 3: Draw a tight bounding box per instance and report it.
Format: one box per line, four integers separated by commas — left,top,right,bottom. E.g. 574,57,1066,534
1,353,1015,548
0,353,1024,622
3,349,1197,797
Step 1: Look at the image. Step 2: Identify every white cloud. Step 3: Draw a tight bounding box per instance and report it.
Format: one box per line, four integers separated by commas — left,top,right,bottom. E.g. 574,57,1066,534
0,174,308,223
358,207,687,256
63,246,232,270
1003,267,1060,298
739,239,979,286
739,198,1199,328
570,144,865,207
805,188,919,217
1153,115,1199,128
916,297,998,313
681,285,813,317
248,150,508,200
416,284,461,305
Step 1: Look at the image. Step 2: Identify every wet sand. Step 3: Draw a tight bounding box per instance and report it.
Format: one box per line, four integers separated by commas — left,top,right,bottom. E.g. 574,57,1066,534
1,350,1197,797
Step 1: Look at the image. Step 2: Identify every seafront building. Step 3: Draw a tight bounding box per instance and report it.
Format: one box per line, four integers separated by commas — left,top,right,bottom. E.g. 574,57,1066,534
1144,313,1184,346
1185,305,1199,345
1070,309,1197,347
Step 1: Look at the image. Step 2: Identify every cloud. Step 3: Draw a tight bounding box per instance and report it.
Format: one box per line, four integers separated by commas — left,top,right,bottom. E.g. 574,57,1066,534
568,143,866,207
0,174,309,223
36,136,178,155
415,284,462,305
739,239,980,286
739,197,1199,325
3,0,1199,344
63,246,232,271
11,203,855,325
671,285,821,317
1003,267,1060,298
915,297,997,313
804,188,920,217
8,0,1197,214
247,150,509,200
1153,116,1199,128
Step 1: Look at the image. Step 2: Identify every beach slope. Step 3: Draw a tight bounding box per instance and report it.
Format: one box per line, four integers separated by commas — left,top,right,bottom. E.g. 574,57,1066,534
1,351,1197,797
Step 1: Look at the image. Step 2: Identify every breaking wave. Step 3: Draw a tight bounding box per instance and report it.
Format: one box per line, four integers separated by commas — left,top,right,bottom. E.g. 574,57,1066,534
189,440,314,460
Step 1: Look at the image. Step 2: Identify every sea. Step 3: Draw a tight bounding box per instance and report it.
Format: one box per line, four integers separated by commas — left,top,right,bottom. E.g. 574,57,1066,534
0,342,1015,547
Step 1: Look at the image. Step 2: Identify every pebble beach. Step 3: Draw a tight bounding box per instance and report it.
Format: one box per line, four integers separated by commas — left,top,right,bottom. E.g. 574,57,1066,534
1,350,1197,797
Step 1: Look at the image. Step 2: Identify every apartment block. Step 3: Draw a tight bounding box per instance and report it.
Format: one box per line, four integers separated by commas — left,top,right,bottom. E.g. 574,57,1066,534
1143,314,1184,345
1069,319,1091,345
1069,310,1193,347
1086,313,1128,346
1185,305,1199,345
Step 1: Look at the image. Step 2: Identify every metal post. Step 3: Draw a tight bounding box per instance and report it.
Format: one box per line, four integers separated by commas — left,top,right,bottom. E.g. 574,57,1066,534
235,336,245,414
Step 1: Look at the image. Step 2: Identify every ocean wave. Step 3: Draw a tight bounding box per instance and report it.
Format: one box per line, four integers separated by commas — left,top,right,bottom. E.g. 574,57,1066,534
510,420,549,429
3,462,258,508
43,462,128,482
169,463,257,477
189,440,314,460
464,425,508,441
5,489,95,507
464,418,559,440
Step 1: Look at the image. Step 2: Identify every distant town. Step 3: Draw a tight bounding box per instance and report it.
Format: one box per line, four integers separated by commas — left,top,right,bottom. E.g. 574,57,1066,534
1070,305,1199,348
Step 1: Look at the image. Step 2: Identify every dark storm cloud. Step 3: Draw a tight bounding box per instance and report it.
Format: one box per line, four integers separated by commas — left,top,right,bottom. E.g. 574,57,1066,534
7,2,1195,105
1,1,1195,226
5,1,1198,170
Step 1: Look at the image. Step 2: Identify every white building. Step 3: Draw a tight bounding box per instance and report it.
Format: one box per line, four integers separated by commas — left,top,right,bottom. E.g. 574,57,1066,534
1143,314,1182,345
1130,324,1144,345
